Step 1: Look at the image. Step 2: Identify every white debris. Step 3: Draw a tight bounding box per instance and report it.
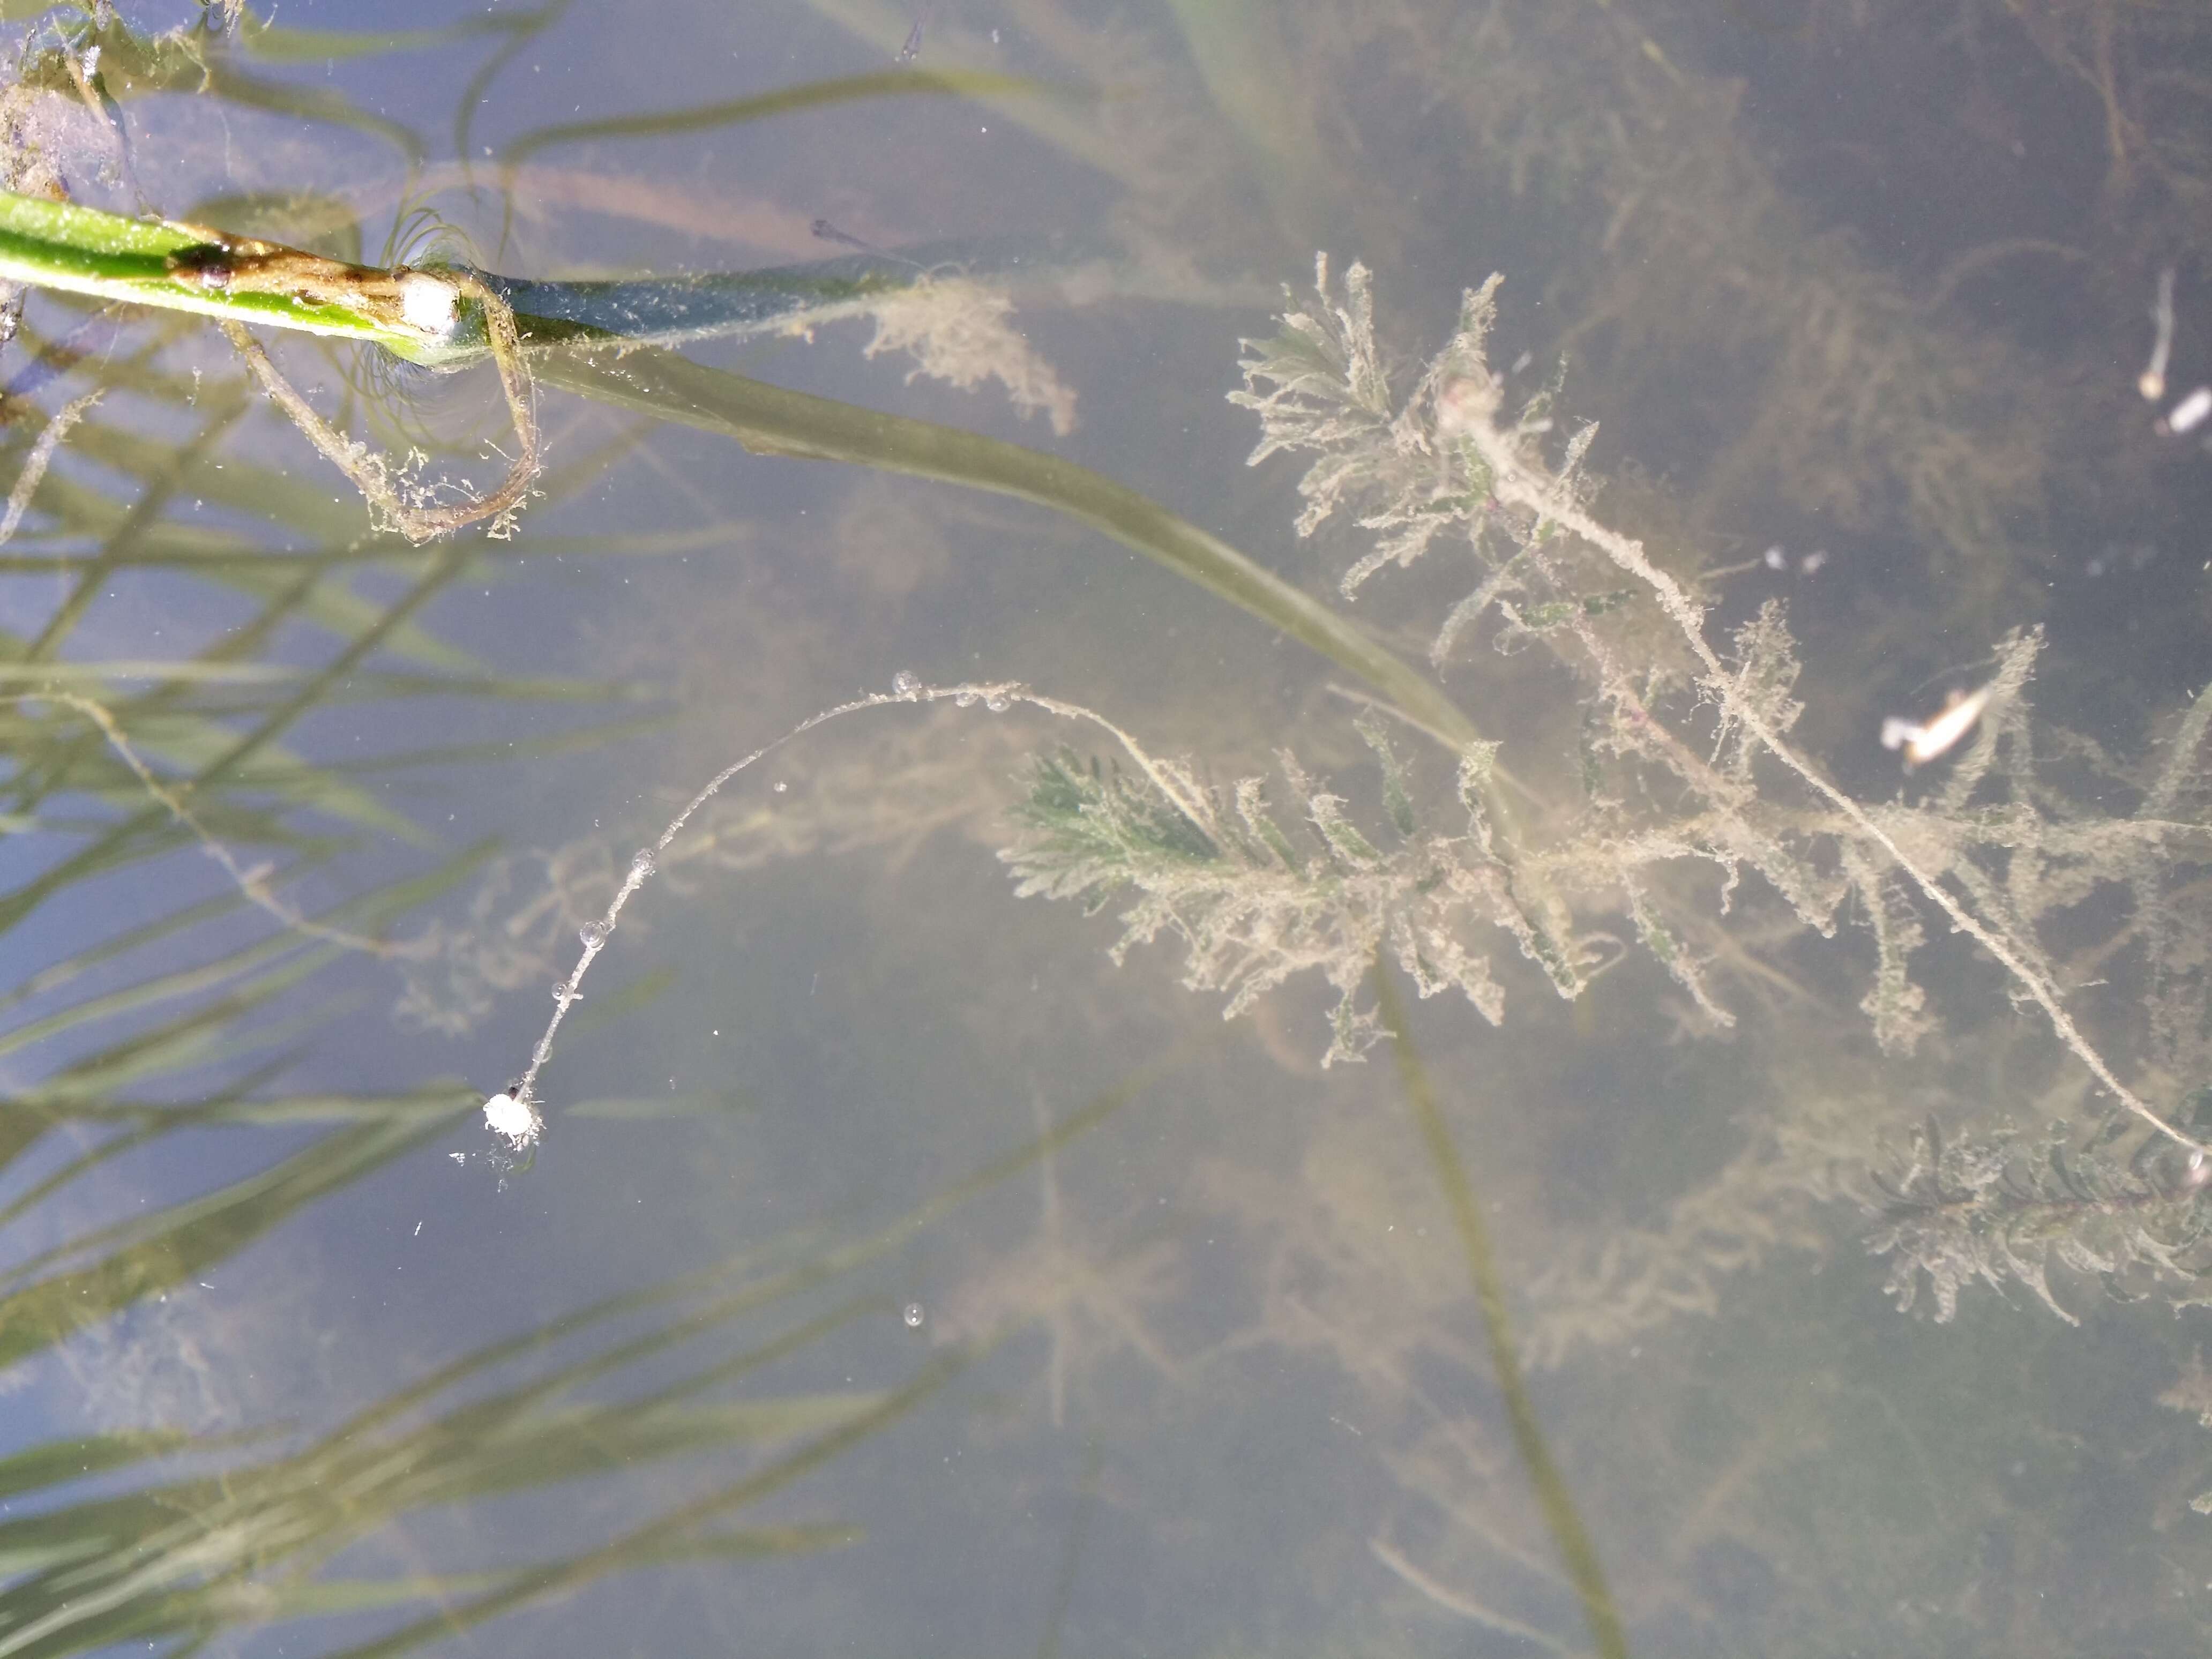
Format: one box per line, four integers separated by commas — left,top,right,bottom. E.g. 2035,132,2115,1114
2167,386,2212,436
482,1089,539,1147
1880,683,1992,770
397,271,460,340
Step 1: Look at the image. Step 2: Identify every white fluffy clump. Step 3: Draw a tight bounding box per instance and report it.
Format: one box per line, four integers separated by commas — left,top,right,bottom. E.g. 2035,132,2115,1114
396,271,459,340
481,1089,538,1147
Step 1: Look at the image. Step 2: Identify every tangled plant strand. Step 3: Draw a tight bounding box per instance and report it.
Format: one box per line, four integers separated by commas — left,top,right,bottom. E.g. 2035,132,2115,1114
1236,255,2209,1159
494,678,1200,1147
220,270,540,543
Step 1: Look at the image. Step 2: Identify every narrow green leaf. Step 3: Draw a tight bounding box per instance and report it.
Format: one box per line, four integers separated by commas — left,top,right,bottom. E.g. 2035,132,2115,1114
532,342,1489,753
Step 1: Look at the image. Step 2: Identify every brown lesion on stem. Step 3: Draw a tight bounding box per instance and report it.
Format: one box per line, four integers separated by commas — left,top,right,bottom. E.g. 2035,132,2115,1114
163,228,457,341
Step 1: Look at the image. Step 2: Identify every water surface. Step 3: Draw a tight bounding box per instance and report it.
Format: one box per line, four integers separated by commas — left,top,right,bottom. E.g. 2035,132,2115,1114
5,1,2212,1654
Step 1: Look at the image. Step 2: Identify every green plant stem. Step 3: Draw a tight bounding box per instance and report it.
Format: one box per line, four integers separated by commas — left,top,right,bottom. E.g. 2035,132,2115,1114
0,191,434,353
1374,961,1631,1659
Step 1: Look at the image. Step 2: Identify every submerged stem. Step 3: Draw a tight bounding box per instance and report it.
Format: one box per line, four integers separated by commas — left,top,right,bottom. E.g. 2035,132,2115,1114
0,390,98,544
498,679,1206,1145
35,689,413,959
1373,962,1631,1659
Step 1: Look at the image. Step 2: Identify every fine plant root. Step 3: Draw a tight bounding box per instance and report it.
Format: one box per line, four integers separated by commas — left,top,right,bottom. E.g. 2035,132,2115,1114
219,270,540,543
38,689,414,961
6,397,406,957
0,389,98,545
495,677,1192,1147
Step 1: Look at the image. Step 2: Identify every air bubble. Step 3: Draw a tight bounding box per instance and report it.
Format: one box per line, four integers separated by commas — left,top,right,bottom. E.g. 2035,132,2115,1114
984,693,1010,713
954,690,977,707
891,669,921,699
579,920,610,948
630,848,657,880
552,982,574,1003
902,1302,925,1329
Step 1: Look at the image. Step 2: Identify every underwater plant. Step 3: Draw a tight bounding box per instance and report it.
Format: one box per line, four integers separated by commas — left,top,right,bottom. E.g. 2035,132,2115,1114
1006,255,2212,1157
17,2,2212,1654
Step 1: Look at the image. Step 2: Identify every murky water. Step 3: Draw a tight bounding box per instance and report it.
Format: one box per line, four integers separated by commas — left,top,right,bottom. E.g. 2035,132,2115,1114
6,1,2212,1654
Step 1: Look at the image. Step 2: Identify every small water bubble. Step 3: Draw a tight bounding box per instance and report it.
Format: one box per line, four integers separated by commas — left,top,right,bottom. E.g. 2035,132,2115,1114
579,920,610,948
954,690,977,707
902,1302,925,1329
984,692,1010,713
891,669,921,699
552,982,572,1003
630,848,657,880
773,780,787,794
